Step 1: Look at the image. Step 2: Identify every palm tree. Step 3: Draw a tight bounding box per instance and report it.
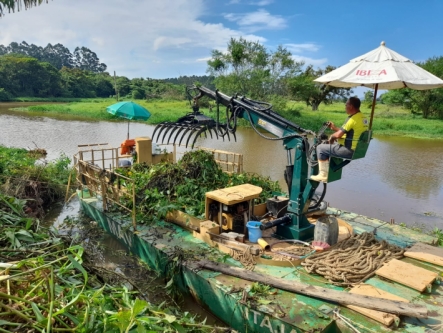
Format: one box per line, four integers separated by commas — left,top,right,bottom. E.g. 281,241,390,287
0,0,49,16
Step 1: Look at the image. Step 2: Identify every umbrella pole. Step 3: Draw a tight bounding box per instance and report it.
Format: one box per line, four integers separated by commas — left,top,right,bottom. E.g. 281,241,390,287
368,83,379,130
127,120,130,140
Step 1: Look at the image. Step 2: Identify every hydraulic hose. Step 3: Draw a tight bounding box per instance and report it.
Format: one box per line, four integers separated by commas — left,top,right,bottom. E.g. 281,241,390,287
260,215,291,230
309,183,327,210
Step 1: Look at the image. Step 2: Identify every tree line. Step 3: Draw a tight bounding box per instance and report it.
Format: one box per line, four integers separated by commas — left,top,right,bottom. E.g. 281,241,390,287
209,38,443,119
1,38,443,119
0,42,107,72
0,42,199,100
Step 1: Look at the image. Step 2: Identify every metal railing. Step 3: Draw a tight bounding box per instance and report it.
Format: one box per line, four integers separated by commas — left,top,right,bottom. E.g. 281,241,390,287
74,142,243,230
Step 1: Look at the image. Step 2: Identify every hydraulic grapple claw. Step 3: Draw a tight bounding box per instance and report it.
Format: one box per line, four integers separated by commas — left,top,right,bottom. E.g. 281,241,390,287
152,108,236,147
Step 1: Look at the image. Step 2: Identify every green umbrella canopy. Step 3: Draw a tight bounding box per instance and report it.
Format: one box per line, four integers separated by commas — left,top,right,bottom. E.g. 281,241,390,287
106,101,151,120
106,101,151,140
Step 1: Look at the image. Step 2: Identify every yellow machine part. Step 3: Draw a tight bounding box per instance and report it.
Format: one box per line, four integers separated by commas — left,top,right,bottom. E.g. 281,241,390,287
221,213,234,230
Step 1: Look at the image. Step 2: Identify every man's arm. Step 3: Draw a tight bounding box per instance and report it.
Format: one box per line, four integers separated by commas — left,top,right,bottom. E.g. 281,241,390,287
328,122,340,132
329,129,345,143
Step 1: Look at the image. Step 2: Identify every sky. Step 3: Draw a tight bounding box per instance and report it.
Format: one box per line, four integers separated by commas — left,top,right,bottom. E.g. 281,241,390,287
1,0,443,82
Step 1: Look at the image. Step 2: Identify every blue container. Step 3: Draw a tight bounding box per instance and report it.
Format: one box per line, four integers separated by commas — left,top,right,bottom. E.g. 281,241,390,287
246,221,262,243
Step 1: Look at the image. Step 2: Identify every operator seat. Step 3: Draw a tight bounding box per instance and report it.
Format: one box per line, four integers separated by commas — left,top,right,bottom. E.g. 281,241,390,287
327,131,372,182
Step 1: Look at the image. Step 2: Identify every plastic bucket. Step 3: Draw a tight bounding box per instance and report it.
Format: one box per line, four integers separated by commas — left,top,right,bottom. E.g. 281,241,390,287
246,221,262,243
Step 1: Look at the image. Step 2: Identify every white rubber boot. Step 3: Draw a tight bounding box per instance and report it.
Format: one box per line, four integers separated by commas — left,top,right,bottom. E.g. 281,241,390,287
310,160,329,182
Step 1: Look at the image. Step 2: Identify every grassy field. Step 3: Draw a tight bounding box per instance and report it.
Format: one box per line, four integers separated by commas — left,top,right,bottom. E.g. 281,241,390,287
9,97,443,139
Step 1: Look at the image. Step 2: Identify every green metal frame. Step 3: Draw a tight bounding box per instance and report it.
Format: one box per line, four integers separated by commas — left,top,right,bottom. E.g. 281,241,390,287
242,112,318,241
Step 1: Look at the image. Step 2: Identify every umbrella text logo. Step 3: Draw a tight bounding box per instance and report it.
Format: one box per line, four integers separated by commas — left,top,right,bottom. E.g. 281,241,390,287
355,70,387,76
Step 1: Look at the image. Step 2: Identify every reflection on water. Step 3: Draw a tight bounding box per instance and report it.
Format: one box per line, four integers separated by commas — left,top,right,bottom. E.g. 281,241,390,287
1,103,443,229
376,136,443,201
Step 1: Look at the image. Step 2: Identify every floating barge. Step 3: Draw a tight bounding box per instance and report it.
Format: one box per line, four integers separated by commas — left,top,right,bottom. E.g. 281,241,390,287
74,140,443,333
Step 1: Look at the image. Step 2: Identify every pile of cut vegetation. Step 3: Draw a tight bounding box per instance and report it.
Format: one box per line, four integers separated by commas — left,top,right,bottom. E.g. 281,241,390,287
0,145,71,218
116,150,281,223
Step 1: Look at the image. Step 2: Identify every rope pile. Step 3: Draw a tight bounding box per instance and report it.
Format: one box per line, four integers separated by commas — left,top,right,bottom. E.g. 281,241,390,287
302,232,405,286
230,246,256,271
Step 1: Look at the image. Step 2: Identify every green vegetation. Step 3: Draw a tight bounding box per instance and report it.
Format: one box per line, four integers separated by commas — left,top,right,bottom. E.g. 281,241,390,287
116,150,281,222
0,49,187,100
279,101,443,139
431,227,443,246
207,37,301,100
18,99,193,123
2,38,443,137
0,192,224,332
381,56,443,119
0,0,47,16
287,65,351,111
0,145,225,332
0,145,71,217
12,96,443,139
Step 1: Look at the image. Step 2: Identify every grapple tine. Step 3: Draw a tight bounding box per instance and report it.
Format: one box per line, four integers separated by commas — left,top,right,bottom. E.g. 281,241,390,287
216,127,225,141
179,125,198,147
210,127,218,140
172,126,188,145
232,131,237,142
166,126,181,144
161,125,175,144
225,129,231,141
188,126,207,148
153,122,168,142
152,122,164,142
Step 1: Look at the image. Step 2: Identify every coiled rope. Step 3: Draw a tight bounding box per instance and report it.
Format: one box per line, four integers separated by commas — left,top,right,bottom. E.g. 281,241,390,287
302,232,405,286
230,246,256,271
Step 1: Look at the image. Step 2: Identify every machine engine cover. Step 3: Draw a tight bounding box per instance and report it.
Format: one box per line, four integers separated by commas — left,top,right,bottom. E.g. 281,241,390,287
266,196,289,218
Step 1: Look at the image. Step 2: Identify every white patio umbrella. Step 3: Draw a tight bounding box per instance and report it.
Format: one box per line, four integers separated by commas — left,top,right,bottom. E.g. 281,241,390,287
314,41,443,129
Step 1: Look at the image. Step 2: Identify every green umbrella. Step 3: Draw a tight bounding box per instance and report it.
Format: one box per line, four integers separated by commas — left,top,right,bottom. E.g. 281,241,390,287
106,101,151,140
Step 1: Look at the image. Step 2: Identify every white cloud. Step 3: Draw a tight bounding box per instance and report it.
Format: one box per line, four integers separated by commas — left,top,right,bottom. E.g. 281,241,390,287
285,43,321,53
0,0,266,78
196,57,212,62
250,0,274,6
224,9,287,32
292,55,328,67
227,0,274,5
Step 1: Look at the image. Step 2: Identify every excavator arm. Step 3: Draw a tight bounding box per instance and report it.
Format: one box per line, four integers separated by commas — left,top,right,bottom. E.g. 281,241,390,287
153,85,331,240
153,86,316,147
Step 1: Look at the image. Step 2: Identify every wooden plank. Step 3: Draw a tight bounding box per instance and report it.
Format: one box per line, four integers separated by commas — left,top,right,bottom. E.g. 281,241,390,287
405,242,443,267
207,232,260,255
205,184,262,205
347,284,408,326
375,259,438,292
197,260,428,318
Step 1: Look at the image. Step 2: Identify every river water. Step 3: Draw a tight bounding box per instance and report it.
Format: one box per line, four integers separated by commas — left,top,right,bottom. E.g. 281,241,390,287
1,103,443,229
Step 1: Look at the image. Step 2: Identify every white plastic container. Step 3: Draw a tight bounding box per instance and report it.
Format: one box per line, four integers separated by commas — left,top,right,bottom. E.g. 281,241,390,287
152,142,162,154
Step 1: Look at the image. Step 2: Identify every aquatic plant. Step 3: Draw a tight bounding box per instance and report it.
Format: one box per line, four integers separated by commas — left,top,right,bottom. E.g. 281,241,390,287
431,227,443,246
116,150,281,222
0,192,225,332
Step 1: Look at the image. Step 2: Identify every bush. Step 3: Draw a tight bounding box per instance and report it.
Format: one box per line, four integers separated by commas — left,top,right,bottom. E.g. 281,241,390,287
132,89,144,100
0,88,12,101
269,95,288,112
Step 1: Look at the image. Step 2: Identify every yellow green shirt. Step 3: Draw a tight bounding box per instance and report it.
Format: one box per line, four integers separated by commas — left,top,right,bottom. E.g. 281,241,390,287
337,112,368,150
